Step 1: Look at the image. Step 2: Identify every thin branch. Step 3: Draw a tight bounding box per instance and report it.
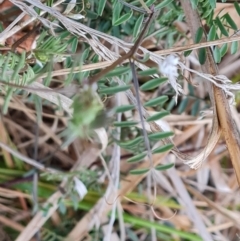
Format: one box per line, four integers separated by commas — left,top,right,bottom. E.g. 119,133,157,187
180,0,240,185
0,141,57,173
87,9,155,84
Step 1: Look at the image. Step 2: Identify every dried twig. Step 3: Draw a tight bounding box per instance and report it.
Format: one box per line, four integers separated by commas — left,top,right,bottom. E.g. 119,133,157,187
180,0,240,185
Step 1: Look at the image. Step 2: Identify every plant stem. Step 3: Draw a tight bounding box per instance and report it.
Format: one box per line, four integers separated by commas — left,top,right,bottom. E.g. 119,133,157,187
88,10,155,85
180,0,240,186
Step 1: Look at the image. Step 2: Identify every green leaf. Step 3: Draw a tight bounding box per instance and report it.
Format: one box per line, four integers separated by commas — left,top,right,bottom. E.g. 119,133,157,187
155,163,175,171
130,168,149,175
105,66,130,77
81,48,90,62
59,200,67,215
178,98,188,114
115,105,135,113
98,0,107,16
208,0,216,9
140,53,150,63
184,50,192,57
224,13,238,30
140,77,168,91
152,144,174,154
127,153,147,163
155,0,174,10
146,111,170,122
133,15,144,39
71,37,78,53
195,27,203,43
213,47,221,63
231,41,239,54
146,0,156,7
202,8,213,19
215,17,228,37
144,96,169,107
191,100,200,116
113,11,133,26
148,131,174,141
166,98,175,111
119,136,143,147
220,43,228,57
114,121,138,128
207,25,216,41
112,1,122,24
138,68,158,76
98,85,131,94
198,48,206,65
234,1,240,16
3,88,13,114
190,0,198,9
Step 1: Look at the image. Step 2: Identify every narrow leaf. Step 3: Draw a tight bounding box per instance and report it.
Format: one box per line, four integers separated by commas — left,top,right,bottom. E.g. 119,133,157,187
208,0,216,9
215,17,228,36
114,121,138,127
184,50,192,57
198,48,206,65
224,13,238,30
112,1,122,24
191,100,200,116
130,168,149,175
146,111,169,122
152,144,174,154
71,37,78,53
190,0,198,9
220,43,228,57
127,153,147,163
138,68,158,76
119,136,143,148
141,53,150,63
140,77,168,91
133,14,144,39
115,105,135,113
98,0,107,16
114,11,133,26
178,98,188,114
155,0,174,10
195,27,203,43
105,66,129,77
148,131,174,141
213,47,221,63
98,85,131,94
234,1,240,16
155,163,175,171
144,96,168,107
207,25,216,41
231,41,239,54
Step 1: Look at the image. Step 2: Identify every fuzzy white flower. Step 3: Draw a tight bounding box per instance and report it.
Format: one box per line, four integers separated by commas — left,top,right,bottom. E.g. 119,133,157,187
73,176,88,200
159,55,183,103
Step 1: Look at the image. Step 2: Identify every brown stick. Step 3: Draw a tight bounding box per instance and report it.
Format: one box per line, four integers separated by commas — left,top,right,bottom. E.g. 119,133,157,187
180,0,240,186
87,10,155,85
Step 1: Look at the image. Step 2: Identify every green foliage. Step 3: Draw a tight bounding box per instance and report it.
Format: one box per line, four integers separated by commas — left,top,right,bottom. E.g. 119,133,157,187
195,27,203,43
2,0,239,239
155,163,175,171
140,77,168,91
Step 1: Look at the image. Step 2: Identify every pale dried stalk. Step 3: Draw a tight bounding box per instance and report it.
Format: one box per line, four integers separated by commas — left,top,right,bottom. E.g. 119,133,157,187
16,146,101,241
180,0,240,185
65,125,205,241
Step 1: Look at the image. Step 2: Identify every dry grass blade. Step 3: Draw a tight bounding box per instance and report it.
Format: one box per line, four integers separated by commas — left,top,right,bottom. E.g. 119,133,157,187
186,185,240,227
65,125,203,241
167,163,213,241
15,146,102,241
180,0,240,184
